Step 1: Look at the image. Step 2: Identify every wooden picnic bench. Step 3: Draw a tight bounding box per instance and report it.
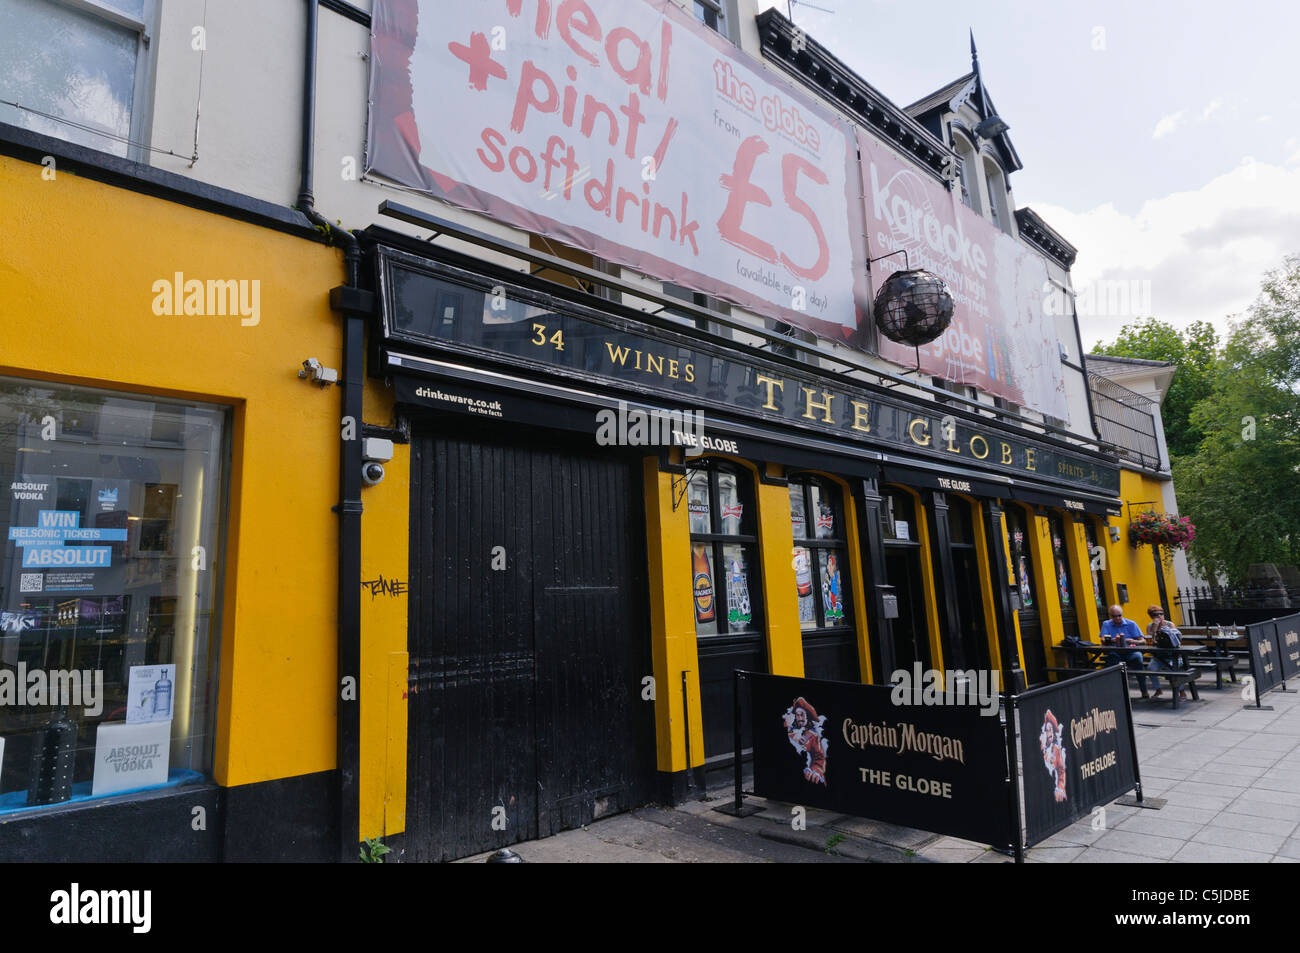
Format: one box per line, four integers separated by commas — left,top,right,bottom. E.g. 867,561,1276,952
1051,643,1204,709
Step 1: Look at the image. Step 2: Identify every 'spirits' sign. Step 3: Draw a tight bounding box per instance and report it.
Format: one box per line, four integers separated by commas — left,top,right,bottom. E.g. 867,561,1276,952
379,251,1120,496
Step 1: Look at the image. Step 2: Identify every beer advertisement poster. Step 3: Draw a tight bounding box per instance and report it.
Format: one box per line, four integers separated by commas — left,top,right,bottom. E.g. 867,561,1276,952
749,672,1013,846
1018,670,1136,845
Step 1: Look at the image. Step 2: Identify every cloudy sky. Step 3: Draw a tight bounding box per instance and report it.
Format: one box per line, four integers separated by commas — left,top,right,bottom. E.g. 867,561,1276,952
758,0,1300,348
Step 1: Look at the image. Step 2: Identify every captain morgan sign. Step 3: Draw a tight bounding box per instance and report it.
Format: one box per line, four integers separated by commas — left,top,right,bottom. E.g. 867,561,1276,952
366,0,866,342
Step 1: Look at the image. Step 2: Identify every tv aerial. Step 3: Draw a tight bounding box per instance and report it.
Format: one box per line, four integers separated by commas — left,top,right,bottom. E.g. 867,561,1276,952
786,0,835,20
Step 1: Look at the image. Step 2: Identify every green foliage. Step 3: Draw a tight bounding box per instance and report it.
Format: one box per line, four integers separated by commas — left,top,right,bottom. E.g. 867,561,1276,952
1094,257,1300,583
1174,256,1300,582
825,832,846,855
359,837,392,863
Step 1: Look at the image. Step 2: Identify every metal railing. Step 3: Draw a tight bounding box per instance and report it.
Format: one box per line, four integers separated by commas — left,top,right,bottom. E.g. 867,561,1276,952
1088,372,1163,471
1175,584,1299,626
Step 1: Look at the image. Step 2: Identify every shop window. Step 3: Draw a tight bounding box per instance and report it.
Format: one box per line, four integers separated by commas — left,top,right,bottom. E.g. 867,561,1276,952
0,0,156,160
687,460,761,636
880,486,917,543
788,476,852,632
1005,508,1035,611
0,377,228,815
1083,520,1107,616
1048,514,1072,609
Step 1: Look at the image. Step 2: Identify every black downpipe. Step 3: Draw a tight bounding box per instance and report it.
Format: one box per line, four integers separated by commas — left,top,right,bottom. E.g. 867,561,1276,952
300,0,363,862
1070,296,1102,440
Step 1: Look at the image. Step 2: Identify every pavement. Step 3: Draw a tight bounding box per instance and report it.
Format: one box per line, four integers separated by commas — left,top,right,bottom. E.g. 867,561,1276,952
459,672,1300,863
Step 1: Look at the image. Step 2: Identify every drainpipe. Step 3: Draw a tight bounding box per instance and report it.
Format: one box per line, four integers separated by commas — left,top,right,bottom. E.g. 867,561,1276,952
299,0,366,863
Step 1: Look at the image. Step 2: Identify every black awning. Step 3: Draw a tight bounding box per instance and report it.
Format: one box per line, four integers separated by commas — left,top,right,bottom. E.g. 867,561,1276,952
1009,483,1123,517
879,460,1012,500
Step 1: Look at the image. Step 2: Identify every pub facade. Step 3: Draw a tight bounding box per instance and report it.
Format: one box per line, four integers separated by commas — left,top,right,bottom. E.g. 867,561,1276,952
0,0,1186,861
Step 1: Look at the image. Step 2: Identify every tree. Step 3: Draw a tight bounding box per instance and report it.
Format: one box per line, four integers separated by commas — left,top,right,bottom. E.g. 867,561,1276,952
1175,256,1300,582
1091,317,1220,459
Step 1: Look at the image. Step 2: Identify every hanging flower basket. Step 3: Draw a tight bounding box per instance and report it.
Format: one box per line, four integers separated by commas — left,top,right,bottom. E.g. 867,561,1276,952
1129,511,1196,550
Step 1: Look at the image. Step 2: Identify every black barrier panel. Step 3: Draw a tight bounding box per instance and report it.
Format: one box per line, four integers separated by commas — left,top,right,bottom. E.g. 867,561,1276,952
748,671,1014,847
1275,615,1300,682
1247,621,1284,699
1018,667,1136,846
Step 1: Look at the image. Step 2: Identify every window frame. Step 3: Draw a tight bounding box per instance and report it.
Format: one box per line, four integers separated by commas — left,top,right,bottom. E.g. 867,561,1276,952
691,0,739,44
6,0,159,161
686,459,763,638
788,473,854,634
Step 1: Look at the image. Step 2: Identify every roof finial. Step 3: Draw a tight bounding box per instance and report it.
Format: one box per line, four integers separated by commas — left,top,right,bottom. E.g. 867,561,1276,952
970,29,979,72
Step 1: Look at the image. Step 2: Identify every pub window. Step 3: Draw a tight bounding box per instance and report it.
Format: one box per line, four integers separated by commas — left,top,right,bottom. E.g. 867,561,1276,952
0,377,228,814
1083,519,1107,615
687,460,762,636
788,476,853,632
692,0,736,42
0,0,157,161
880,486,918,543
1048,513,1073,610
1005,507,1035,610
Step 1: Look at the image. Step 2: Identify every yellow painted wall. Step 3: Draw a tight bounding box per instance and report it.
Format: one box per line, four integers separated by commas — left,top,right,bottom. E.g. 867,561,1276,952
757,463,803,678
642,458,704,771
0,155,342,787
359,378,409,838
1103,468,1181,626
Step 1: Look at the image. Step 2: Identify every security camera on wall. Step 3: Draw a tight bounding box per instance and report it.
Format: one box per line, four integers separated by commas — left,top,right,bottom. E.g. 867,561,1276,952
362,462,385,487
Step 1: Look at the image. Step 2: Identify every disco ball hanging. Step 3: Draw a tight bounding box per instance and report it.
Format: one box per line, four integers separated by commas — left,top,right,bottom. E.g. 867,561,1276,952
872,269,955,347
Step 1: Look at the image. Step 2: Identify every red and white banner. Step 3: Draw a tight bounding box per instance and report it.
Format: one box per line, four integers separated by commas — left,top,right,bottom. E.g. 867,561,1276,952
857,132,1068,420
367,0,867,341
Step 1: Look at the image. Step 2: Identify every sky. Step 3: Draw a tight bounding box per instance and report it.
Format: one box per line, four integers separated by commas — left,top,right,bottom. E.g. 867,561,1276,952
758,0,1300,349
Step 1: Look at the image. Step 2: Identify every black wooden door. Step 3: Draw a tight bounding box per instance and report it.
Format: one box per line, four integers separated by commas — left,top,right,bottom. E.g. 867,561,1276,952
407,429,655,861
885,546,931,673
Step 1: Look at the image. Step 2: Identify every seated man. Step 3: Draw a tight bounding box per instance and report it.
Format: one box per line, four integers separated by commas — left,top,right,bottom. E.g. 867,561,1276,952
1146,606,1186,700
1100,604,1155,697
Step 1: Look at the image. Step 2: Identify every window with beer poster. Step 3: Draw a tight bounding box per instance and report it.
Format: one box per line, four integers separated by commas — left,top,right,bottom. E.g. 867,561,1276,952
788,476,853,633
686,460,762,637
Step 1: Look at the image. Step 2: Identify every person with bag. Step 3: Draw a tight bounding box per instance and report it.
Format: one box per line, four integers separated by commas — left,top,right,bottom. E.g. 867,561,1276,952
1101,604,1156,696
1145,605,1186,700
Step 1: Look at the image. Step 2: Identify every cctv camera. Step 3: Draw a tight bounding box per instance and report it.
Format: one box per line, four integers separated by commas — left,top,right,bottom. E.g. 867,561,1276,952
362,462,385,486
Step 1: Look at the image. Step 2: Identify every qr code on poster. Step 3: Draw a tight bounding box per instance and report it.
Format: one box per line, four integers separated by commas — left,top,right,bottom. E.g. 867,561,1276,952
20,573,43,593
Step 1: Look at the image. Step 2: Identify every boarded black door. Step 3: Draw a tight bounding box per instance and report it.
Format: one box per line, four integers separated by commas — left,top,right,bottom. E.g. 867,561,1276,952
406,429,656,861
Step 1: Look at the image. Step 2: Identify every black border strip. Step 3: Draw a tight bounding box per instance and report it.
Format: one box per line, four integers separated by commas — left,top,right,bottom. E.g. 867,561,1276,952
0,122,322,242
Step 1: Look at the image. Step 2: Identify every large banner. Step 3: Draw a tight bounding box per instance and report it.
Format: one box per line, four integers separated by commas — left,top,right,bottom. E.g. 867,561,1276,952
368,0,867,342
1017,667,1136,845
857,132,1068,420
749,672,1014,846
